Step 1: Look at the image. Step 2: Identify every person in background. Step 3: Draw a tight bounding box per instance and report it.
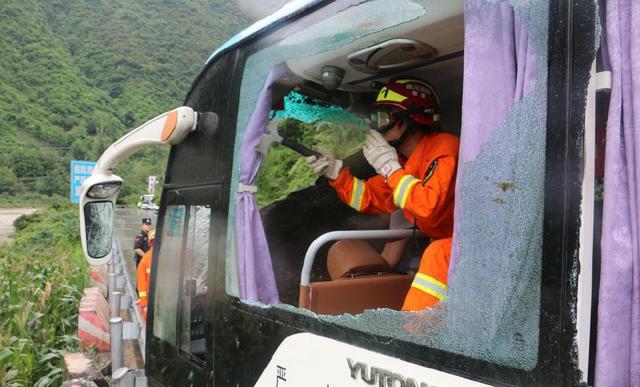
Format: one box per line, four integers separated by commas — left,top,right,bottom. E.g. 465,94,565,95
137,229,155,319
305,76,459,311
133,218,152,268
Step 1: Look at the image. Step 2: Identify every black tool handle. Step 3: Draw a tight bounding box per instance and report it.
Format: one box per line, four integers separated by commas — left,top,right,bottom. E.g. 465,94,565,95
281,137,322,158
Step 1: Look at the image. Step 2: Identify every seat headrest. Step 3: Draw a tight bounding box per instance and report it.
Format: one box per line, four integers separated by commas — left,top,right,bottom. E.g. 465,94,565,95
327,239,389,280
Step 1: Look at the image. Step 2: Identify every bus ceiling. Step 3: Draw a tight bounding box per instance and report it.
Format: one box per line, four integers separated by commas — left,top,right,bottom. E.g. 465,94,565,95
282,0,463,92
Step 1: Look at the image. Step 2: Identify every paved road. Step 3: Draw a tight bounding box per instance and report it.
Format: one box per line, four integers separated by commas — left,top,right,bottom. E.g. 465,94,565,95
114,206,157,288
0,208,38,245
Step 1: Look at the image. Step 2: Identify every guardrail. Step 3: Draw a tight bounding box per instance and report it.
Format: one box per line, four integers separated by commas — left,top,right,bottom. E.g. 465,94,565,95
108,237,148,386
112,236,146,359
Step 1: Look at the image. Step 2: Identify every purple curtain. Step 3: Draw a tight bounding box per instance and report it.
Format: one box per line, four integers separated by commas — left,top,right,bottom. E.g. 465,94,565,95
449,0,537,280
457,2,535,164
596,0,640,385
235,66,291,304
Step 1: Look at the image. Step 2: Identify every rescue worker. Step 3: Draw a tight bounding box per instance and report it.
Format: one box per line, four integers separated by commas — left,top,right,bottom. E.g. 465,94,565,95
137,229,155,319
305,76,459,310
133,218,152,268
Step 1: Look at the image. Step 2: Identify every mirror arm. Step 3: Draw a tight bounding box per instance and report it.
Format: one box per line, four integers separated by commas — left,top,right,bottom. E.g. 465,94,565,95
95,106,198,173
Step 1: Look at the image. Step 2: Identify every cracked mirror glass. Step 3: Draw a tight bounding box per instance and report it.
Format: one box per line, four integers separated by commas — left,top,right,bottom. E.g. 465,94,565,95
84,201,113,259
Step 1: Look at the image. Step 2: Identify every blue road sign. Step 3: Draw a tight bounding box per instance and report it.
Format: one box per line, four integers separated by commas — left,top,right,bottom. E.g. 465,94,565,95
70,160,96,204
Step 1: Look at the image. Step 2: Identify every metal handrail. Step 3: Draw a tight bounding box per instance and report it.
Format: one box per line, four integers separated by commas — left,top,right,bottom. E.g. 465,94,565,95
300,229,423,286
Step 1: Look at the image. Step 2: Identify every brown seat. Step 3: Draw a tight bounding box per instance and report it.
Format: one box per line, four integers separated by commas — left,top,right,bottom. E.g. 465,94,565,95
299,274,413,315
327,239,389,279
299,237,413,315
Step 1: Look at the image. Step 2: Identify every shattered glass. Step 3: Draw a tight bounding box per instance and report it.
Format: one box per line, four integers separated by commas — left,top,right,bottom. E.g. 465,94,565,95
83,201,113,259
253,92,368,207
272,91,366,128
228,0,548,370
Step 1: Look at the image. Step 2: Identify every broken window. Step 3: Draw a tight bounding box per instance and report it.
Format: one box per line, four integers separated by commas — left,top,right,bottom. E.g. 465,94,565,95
255,91,367,207
227,0,548,371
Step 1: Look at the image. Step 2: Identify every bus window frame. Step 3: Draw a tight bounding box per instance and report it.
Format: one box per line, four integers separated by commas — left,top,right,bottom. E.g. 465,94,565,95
211,1,598,385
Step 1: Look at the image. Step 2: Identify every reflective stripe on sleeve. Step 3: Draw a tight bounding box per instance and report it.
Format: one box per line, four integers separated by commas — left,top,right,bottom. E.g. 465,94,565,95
139,291,147,297
349,178,365,211
146,268,151,274
393,175,420,208
411,272,447,300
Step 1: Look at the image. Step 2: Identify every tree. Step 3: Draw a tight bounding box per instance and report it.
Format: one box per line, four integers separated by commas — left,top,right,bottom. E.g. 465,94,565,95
11,148,46,177
0,166,18,194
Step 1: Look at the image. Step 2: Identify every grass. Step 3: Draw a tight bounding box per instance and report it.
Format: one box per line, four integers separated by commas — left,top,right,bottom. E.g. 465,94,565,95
0,193,67,209
0,204,88,386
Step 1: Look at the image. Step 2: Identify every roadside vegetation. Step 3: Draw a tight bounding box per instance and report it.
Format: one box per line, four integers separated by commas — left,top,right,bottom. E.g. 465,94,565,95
0,0,250,205
0,193,66,209
0,205,88,386
0,1,251,385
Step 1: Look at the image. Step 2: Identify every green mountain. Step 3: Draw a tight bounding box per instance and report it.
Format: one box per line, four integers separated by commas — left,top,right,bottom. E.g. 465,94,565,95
0,0,251,203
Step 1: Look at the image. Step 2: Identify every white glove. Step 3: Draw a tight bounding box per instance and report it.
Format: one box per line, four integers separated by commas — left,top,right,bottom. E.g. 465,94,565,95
305,151,343,180
363,129,401,178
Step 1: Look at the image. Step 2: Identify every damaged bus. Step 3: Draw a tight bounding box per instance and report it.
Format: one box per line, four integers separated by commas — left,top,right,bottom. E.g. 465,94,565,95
78,0,635,385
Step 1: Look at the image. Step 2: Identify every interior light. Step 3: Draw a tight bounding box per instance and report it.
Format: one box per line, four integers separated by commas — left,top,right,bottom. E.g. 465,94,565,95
320,65,345,91
87,182,122,199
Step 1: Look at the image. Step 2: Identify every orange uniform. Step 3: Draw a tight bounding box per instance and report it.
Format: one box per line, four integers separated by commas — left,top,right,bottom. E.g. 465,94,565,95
137,248,153,314
401,237,452,310
330,132,458,238
330,132,459,309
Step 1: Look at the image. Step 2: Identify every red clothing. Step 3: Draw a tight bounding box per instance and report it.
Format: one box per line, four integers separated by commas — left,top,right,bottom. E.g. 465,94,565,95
330,132,459,239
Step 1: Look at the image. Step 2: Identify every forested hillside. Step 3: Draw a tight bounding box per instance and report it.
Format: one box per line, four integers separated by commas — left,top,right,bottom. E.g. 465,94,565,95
0,0,251,203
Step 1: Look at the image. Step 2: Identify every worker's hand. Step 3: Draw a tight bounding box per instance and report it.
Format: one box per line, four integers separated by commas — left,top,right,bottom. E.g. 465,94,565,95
363,130,401,178
304,150,343,180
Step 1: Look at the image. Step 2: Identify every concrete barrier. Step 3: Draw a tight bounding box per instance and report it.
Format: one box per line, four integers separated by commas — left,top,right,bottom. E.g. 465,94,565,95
78,287,110,351
89,265,108,297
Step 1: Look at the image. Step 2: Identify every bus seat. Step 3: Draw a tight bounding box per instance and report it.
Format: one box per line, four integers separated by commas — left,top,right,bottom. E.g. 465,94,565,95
299,274,413,315
327,238,408,279
327,239,389,279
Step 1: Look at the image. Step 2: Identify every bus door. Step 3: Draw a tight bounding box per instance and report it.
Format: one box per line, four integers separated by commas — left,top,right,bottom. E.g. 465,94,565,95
145,49,239,385
146,185,222,386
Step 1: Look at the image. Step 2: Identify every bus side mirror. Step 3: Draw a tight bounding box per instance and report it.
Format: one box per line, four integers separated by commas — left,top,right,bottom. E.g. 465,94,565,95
78,106,205,265
79,173,122,265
